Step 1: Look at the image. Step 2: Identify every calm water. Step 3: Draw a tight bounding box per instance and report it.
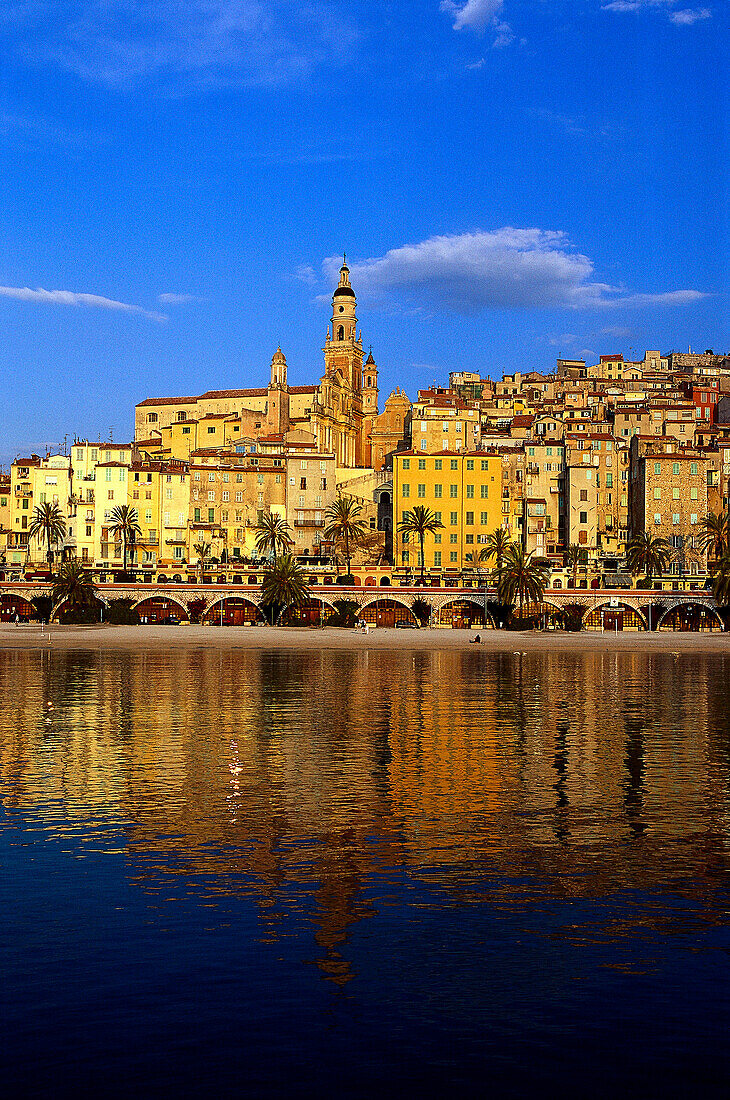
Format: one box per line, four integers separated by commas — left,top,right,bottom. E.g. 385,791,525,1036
2,647,730,1098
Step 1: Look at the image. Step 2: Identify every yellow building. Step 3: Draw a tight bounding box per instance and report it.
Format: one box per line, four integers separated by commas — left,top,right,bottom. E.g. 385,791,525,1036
8,454,73,567
393,451,502,571
410,401,480,454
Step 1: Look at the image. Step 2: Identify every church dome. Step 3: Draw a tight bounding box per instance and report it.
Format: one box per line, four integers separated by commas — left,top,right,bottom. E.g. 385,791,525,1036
333,285,355,298
271,347,287,363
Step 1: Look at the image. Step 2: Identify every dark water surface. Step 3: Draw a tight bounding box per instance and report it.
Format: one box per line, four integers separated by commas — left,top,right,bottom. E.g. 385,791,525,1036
2,647,730,1098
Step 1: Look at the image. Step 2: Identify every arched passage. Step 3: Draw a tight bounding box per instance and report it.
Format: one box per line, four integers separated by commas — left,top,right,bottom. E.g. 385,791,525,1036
437,599,490,628
583,602,646,631
658,603,723,632
0,594,35,621
203,597,263,625
133,596,189,623
285,598,337,626
360,598,417,627
511,600,565,629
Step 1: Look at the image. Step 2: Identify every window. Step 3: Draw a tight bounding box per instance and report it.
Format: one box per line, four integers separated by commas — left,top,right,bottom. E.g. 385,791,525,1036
435,459,442,470
579,511,588,524
450,551,458,562
434,533,441,544
402,484,410,498
208,508,215,523
418,458,426,470
434,512,441,523
402,459,410,470
107,490,114,501
434,551,441,566
580,490,588,502
481,460,488,470
194,508,201,522
86,525,92,537
466,459,474,470
654,513,661,525
673,513,680,525
673,462,680,476
208,472,215,482
654,488,661,500
235,492,243,503
300,478,307,490
691,487,698,500
450,484,458,498
145,490,152,500
654,463,661,475
417,484,426,498
451,460,458,470
606,474,613,488
450,512,458,526
182,427,191,435
690,462,698,475
691,513,698,524
465,533,474,544
208,491,215,501
465,511,474,525
434,484,442,498
222,491,229,502
673,487,680,500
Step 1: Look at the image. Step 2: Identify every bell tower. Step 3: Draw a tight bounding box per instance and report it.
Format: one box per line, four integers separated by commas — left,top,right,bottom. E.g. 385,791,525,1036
362,347,379,416
324,255,363,393
267,346,289,435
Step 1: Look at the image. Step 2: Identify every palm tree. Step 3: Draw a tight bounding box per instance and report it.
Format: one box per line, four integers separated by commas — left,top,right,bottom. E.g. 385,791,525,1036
193,540,211,584
260,554,310,625
397,505,444,584
496,544,550,625
324,495,368,579
564,543,585,587
479,527,512,576
625,532,671,586
108,504,142,573
50,560,98,621
255,513,293,559
699,511,729,566
711,551,730,607
28,502,67,572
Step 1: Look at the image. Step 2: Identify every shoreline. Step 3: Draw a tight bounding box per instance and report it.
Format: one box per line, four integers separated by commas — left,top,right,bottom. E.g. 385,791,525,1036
1,623,729,652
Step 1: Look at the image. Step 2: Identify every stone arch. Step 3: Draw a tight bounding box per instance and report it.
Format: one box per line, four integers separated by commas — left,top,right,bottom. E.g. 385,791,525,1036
203,596,264,625
583,600,647,631
511,599,567,628
132,595,190,623
657,602,723,632
359,596,417,627
364,576,377,586
0,593,36,621
285,596,338,626
437,598,492,629
379,576,391,586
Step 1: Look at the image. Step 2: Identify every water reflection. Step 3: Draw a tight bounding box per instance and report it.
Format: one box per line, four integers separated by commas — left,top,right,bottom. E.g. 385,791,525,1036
2,647,730,993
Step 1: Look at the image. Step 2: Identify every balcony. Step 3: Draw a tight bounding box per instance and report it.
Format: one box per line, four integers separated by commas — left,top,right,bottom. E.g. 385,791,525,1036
14,488,32,498
294,511,325,528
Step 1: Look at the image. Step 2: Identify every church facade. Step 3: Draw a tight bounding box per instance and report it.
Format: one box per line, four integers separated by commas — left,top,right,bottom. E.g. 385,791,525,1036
135,259,379,469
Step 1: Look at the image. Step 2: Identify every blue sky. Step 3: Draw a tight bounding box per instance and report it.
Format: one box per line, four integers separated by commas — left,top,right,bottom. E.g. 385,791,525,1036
0,1,727,463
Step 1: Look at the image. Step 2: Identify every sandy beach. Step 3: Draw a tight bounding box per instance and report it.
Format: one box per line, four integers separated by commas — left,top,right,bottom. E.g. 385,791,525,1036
1,622,729,652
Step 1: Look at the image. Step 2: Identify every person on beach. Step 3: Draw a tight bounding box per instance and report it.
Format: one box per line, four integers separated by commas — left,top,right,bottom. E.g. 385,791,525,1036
471,633,481,644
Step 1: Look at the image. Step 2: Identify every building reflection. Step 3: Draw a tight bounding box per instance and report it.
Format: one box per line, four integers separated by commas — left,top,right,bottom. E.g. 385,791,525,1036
1,647,730,985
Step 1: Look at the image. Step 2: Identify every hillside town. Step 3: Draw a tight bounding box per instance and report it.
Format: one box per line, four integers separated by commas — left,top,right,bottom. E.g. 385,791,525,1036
3,260,730,626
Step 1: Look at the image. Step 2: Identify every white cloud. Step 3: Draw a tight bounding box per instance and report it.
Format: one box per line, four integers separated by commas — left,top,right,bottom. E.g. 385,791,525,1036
0,284,166,322
321,229,706,314
440,1,504,32
492,21,515,47
7,1,358,90
669,8,711,23
157,292,196,304
602,0,712,22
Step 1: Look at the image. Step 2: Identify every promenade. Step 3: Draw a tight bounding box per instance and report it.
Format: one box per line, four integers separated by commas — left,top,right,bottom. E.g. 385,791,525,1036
1,622,728,652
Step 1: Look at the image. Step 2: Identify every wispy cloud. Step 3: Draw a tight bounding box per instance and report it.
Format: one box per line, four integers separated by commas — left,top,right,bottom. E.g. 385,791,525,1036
157,292,196,305
602,0,712,24
320,229,706,313
0,284,166,322
441,0,516,49
6,1,358,90
669,8,711,24
440,0,504,32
